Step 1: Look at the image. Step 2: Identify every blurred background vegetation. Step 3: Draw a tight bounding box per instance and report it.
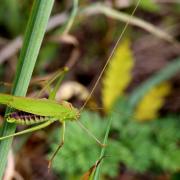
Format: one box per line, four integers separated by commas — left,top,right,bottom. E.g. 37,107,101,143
0,0,180,179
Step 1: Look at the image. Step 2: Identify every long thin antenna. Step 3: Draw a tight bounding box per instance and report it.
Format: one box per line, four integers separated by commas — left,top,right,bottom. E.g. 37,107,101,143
80,0,141,111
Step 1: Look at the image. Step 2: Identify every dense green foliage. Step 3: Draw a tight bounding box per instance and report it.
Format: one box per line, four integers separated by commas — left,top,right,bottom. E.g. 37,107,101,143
49,58,180,178
49,98,180,178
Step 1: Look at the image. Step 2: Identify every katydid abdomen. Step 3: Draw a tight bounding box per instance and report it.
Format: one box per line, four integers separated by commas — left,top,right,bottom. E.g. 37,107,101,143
0,93,79,121
6,111,54,125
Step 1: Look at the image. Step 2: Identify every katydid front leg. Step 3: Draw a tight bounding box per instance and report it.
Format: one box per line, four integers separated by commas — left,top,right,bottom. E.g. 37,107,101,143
37,67,68,99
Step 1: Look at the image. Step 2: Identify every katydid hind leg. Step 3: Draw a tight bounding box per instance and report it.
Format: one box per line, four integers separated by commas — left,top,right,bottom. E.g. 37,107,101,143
49,67,68,100
36,67,68,99
0,121,52,140
48,122,66,169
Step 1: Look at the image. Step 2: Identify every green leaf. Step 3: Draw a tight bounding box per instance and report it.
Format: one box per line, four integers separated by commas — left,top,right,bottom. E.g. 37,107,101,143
110,97,180,173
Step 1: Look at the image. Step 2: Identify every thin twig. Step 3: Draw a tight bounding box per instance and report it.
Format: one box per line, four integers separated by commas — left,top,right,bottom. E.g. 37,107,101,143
82,3,177,44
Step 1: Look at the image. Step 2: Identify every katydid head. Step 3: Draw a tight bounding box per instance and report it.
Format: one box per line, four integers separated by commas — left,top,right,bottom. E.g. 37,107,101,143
60,101,80,121
71,107,80,121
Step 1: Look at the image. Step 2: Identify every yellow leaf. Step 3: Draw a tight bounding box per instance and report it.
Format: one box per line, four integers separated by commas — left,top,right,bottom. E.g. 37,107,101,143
102,39,134,112
134,82,171,121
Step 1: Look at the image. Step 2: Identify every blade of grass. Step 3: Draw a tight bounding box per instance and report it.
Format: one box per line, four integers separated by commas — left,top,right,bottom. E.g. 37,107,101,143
0,0,55,178
93,118,112,180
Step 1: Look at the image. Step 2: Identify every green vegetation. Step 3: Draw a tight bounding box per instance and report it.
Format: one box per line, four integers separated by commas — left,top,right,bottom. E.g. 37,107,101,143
0,0,179,179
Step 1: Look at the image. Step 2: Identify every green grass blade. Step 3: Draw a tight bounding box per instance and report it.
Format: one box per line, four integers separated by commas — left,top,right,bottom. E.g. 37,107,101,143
93,118,112,180
0,0,54,178
129,57,180,108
